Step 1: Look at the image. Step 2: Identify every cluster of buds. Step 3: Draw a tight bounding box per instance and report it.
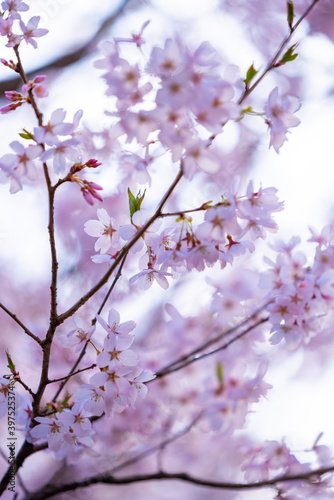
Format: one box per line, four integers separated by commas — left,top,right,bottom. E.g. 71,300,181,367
69,160,103,205
0,74,48,114
0,57,18,71
69,158,102,175
1,90,27,114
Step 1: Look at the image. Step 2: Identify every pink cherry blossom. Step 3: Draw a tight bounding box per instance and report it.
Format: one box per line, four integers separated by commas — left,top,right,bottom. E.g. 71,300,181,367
264,86,301,153
19,16,48,48
114,19,151,49
40,137,80,174
96,308,136,336
129,266,172,290
57,316,96,352
96,334,138,367
34,108,76,146
2,0,29,19
84,208,120,254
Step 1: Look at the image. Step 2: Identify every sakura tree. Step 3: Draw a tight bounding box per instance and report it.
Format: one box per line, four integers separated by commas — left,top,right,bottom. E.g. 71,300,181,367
1,0,334,499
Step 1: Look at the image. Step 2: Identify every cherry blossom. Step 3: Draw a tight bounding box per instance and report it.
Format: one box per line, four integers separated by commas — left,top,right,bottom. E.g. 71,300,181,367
114,19,151,49
129,265,172,290
33,108,79,147
96,334,138,368
84,208,120,254
19,15,48,48
57,316,96,352
264,86,301,153
96,308,136,337
2,0,29,19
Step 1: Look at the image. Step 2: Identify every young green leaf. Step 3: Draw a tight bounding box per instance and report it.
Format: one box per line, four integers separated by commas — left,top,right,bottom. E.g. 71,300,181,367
128,188,146,219
277,44,298,66
19,131,34,140
6,350,15,373
243,64,258,87
287,1,295,30
216,361,224,384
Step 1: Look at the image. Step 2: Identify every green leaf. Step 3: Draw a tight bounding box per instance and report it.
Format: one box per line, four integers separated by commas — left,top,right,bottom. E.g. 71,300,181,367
128,188,146,219
287,1,295,29
6,351,15,373
216,361,224,384
243,64,258,87
19,131,34,140
279,44,298,65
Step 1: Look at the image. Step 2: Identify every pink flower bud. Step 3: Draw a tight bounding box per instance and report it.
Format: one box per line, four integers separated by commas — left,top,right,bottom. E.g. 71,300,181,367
4,91,23,102
33,75,46,83
85,159,102,168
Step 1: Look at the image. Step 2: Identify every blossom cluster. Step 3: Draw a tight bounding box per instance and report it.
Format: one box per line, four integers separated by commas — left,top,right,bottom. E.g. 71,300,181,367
27,308,154,456
0,2,301,203
261,226,334,349
0,1,47,49
85,180,283,290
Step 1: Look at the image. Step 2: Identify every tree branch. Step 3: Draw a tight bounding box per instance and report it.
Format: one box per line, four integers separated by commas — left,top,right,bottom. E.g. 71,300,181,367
47,364,96,385
25,463,334,499
0,302,42,345
153,315,269,380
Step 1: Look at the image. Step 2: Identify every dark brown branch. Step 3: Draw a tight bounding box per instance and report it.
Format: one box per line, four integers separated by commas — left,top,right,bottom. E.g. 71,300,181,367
16,379,35,397
0,302,42,345
0,0,137,95
26,463,334,499
43,178,58,327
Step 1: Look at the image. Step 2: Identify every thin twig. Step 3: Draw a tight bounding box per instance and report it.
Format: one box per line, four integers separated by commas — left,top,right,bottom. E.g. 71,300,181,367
95,253,128,322
160,205,209,218
238,0,321,105
47,364,96,385
0,302,42,345
153,317,269,379
16,379,35,397
153,301,271,378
